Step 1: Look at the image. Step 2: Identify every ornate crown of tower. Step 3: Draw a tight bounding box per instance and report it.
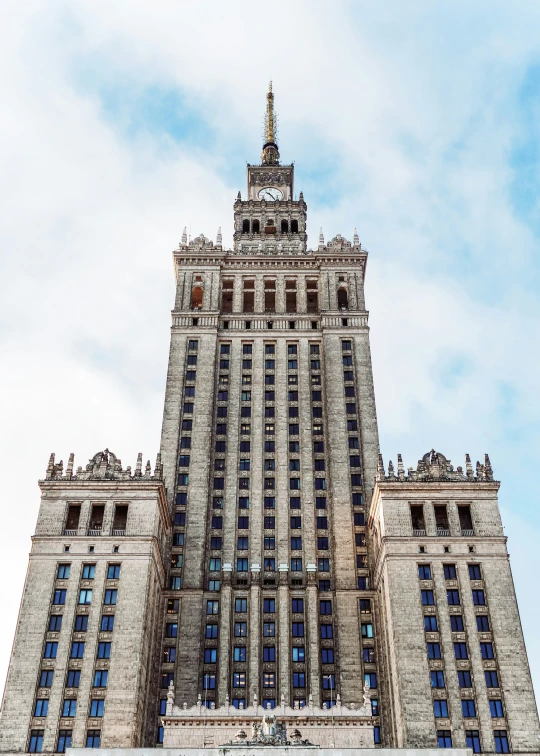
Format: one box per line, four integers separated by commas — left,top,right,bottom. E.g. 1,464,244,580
233,84,307,256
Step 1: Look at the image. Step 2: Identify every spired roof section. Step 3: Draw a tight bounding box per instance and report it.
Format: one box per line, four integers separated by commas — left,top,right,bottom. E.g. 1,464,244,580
43,449,163,481
376,449,496,483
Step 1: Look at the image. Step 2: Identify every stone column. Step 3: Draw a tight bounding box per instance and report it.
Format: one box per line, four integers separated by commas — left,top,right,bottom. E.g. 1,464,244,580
296,276,307,314
254,274,265,314
218,568,233,704
249,569,261,702
233,276,243,314
275,276,286,313
278,567,290,702
306,567,321,705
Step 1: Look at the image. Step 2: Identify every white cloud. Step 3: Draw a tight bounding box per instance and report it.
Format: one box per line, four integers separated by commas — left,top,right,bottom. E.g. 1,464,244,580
1,0,539,706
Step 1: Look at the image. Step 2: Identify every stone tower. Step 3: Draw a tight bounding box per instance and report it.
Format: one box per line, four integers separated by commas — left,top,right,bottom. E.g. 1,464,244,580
0,85,539,756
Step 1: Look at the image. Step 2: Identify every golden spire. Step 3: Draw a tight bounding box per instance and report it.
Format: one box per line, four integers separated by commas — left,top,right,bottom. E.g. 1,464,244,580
261,81,280,166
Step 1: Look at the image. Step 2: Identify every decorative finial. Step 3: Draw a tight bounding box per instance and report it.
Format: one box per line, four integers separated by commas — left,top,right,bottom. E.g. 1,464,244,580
353,227,359,245
388,459,395,477
261,82,280,166
166,680,175,715
154,453,162,478
465,453,474,479
318,228,324,246
397,453,405,480
145,459,151,477
216,227,222,246
66,453,74,479
46,453,55,479
377,452,385,480
181,227,187,245
484,453,493,480
135,453,143,478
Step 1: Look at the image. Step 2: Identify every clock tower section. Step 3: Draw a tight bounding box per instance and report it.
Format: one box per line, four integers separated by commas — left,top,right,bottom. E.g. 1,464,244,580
234,83,307,255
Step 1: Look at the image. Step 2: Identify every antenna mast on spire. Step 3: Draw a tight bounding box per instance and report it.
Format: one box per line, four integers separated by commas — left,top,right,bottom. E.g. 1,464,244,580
261,82,280,166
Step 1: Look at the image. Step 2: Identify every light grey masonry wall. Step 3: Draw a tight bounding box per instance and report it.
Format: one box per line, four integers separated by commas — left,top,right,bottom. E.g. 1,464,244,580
370,477,540,753
0,479,167,753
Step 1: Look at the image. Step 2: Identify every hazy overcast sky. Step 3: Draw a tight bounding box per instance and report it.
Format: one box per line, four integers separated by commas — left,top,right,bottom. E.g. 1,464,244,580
1,0,540,700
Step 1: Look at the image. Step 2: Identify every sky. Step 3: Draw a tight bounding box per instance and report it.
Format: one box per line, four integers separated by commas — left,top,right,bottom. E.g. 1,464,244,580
1,0,540,705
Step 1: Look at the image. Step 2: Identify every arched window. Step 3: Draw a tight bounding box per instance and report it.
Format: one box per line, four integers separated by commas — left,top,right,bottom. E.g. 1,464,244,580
337,288,348,310
281,220,289,233
252,220,260,233
191,287,203,310
242,219,250,234
291,219,299,233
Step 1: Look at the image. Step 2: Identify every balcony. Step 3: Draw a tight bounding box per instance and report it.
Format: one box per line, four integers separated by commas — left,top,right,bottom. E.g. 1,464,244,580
112,529,126,537
461,529,474,537
63,529,77,536
436,528,450,537
413,529,426,537
87,528,103,537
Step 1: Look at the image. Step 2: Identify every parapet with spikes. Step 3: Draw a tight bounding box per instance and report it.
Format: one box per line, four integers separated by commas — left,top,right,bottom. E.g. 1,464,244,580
376,450,496,483
43,450,163,482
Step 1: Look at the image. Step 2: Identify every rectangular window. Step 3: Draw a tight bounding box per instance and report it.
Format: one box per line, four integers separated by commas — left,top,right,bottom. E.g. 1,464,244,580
210,536,222,549
485,670,499,688
316,496,327,508
490,699,504,718
469,564,482,580
316,516,328,529
321,648,334,664
430,670,445,688
462,699,476,718
427,642,441,659
263,598,275,613
78,589,92,605
29,729,44,753
424,615,438,631
263,673,276,688
57,564,71,579
56,730,72,754
323,674,336,690
90,699,105,717
481,642,495,659
437,730,452,749
292,622,305,637
234,646,246,662
205,624,218,639
263,622,275,636
100,615,114,632
494,731,509,754
318,537,329,549
476,615,490,631
204,648,217,664
93,670,108,688
70,642,85,659
458,670,472,688
264,558,275,571
48,614,63,631
53,589,67,605
97,642,111,659
293,672,305,688
320,600,332,615
66,670,80,688
320,624,333,639
233,672,246,688
450,615,464,632
466,731,481,754
34,699,49,717
39,670,54,688
433,700,449,718
443,564,457,580
234,622,247,637
291,558,302,571
237,558,248,572
472,590,486,605
447,589,460,605
43,642,58,659
318,558,330,572
237,536,248,550
421,590,435,605
263,646,275,662
454,642,468,659
104,589,117,605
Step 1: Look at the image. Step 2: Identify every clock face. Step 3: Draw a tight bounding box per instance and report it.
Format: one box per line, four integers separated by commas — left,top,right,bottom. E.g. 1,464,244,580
258,187,283,201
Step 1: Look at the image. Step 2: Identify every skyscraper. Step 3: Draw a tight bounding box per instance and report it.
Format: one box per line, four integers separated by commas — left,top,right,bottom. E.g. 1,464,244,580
0,85,538,755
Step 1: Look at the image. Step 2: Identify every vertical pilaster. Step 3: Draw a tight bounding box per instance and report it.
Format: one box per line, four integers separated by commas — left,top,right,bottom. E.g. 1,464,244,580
306,569,321,706
278,570,290,702
249,571,261,702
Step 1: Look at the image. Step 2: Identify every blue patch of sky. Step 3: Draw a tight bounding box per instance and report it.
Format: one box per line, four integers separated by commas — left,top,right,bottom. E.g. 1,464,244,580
510,64,540,233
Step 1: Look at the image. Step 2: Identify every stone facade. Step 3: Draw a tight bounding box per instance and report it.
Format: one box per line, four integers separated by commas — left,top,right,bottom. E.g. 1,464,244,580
0,86,539,756
370,451,540,753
